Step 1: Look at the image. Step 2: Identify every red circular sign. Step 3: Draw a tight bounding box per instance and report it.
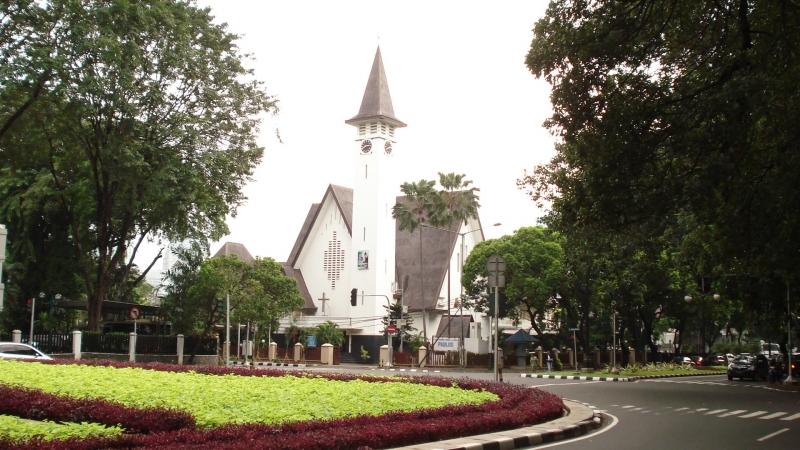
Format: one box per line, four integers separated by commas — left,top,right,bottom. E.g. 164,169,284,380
387,324,396,335
129,307,140,320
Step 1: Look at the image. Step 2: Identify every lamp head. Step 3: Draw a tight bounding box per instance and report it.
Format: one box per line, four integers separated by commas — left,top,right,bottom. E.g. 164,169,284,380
39,292,45,298
713,293,721,301
684,295,693,303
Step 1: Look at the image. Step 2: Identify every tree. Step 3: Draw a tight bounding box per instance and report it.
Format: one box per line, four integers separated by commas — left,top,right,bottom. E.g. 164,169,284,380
234,257,304,332
392,179,437,341
462,226,565,340
0,0,277,330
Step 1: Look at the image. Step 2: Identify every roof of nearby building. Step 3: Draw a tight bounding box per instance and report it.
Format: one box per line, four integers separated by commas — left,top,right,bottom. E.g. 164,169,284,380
345,47,406,128
212,242,254,263
434,315,473,338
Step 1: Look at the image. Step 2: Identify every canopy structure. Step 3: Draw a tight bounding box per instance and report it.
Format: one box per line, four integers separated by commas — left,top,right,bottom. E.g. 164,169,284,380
504,329,538,344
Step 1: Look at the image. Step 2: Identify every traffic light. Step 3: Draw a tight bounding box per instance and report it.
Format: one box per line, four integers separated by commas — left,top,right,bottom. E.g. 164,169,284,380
350,288,358,306
26,299,32,312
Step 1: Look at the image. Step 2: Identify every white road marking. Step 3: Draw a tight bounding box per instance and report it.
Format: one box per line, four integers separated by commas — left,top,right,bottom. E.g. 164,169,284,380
674,407,689,411
719,410,747,417
622,405,635,409
757,428,790,442
740,411,768,418
533,381,603,387
533,412,620,449
780,413,800,421
632,407,643,411
760,412,787,420
705,409,727,415
695,408,708,412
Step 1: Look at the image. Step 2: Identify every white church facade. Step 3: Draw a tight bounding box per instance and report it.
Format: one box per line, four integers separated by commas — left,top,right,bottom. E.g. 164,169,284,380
273,48,492,363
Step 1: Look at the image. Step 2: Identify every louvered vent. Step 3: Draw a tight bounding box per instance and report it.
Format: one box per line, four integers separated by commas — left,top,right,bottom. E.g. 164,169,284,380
323,231,345,289
358,124,366,136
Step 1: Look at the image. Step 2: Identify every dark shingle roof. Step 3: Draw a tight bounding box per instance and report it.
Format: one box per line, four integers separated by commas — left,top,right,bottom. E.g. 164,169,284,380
394,196,461,312
212,242,254,263
434,315,473,338
345,47,406,128
281,264,316,314
287,203,321,267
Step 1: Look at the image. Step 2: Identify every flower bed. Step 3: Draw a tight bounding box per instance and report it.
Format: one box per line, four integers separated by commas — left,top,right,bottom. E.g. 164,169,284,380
0,360,563,449
0,415,123,442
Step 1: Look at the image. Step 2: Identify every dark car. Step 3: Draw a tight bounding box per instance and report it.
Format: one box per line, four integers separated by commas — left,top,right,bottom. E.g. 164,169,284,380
728,354,769,381
671,356,692,365
702,354,728,366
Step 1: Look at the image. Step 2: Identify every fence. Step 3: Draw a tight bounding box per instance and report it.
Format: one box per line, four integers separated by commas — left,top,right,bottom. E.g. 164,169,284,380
24,333,73,354
82,332,130,353
427,351,460,366
136,335,178,355
183,336,218,355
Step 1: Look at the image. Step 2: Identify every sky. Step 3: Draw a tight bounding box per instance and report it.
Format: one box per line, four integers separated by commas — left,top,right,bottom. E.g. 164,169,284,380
138,0,558,269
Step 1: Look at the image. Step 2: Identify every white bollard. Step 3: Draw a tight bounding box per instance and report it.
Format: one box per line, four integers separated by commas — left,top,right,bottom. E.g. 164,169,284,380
177,334,184,365
129,332,136,362
72,330,82,360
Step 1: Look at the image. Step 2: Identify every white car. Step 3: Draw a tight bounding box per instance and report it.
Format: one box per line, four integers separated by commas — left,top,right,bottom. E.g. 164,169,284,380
0,342,53,360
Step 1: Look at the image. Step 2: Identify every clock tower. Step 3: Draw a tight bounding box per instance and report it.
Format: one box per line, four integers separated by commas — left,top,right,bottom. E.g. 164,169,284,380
345,47,406,323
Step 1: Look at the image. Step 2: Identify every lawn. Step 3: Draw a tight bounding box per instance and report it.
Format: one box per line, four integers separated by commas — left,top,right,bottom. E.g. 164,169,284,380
0,359,564,449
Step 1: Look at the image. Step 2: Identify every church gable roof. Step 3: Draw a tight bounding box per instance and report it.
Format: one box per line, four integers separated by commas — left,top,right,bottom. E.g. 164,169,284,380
434,315,473,338
345,47,406,128
280,263,316,314
287,185,353,267
212,242,254,263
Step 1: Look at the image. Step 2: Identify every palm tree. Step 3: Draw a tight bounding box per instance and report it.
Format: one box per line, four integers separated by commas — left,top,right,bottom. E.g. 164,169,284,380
434,173,480,340
392,179,438,343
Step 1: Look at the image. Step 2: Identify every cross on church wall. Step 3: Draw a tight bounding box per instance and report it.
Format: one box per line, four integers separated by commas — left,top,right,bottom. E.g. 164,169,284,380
318,292,330,316
323,231,345,289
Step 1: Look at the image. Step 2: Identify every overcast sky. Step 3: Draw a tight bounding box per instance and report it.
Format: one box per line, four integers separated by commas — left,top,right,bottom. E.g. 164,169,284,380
138,1,557,268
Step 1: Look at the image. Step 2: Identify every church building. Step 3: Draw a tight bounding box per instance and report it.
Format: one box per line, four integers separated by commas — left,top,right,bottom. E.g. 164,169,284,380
277,48,490,363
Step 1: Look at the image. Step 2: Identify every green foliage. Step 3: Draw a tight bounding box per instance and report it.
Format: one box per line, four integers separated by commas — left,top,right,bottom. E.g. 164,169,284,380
316,321,345,347
0,0,278,330
553,357,562,372
408,332,426,352
360,345,370,362
0,360,497,429
0,414,123,442
462,226,564,337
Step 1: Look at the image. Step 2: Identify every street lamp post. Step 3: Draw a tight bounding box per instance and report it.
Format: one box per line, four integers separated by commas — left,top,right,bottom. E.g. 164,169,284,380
685,277,720,355
786,282,794,384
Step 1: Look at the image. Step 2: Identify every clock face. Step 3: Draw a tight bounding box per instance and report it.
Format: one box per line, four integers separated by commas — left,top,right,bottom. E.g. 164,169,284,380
361,140,372,154
384,141,393,155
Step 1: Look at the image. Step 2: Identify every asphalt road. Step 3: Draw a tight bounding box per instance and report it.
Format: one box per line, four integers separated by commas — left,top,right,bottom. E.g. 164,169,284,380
295,366,800,449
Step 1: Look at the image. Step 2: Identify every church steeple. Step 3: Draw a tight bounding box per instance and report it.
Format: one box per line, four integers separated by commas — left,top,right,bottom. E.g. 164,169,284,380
345,47,406,128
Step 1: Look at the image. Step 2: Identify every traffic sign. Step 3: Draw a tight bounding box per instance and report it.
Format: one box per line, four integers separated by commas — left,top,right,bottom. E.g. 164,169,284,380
568,327,579,331
486,255,506,288
129,307,140,320
387,324,396,335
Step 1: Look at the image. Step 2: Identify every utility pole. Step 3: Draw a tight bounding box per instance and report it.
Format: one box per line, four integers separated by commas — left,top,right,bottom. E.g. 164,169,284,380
486,255,506,382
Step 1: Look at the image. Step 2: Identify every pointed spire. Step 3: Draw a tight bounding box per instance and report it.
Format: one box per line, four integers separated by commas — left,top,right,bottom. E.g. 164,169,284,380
345,47,406,127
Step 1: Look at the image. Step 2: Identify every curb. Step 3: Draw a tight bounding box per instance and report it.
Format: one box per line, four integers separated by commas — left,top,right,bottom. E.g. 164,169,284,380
372,368,441,373
520,371,725,382
391,400,602,450
229,361,306,368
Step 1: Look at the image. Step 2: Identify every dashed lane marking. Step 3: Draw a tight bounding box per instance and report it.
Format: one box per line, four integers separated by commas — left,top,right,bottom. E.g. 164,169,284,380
760,412,787,420
719,410,747,417
740,411,768,418
705,409,727,415
780,413,800,421
757,428,789,442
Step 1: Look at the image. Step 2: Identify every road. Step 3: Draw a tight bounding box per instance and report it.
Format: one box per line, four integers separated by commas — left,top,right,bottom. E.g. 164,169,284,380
296,366,800,448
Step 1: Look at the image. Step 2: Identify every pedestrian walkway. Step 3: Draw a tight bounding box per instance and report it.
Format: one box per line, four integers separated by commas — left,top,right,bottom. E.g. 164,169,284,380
608,404,800,421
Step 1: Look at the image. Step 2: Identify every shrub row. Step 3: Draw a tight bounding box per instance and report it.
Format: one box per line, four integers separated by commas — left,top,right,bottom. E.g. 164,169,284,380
2,360,563,449
0,385,195,434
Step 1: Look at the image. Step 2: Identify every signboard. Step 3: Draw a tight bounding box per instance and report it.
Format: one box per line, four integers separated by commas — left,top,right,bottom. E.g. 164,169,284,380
306,335,317,348
568,328,579,331
433,337,460,352
387,324,396,335
129,307,140,320
357,250,369,270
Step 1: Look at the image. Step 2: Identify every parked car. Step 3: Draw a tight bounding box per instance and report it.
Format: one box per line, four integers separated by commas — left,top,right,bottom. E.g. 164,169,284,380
0,342,53,360
671,356,692,365
689,356,703,366
727,354,769,381
702,354,728,366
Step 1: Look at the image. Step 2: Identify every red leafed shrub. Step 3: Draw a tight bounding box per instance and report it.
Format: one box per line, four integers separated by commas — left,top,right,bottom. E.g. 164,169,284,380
0,385,195,434
1,369,563,450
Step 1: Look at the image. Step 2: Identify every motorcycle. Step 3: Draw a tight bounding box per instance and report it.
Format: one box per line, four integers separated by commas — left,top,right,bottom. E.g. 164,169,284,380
768,362,784,384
